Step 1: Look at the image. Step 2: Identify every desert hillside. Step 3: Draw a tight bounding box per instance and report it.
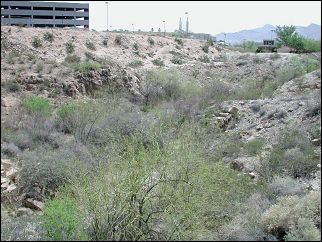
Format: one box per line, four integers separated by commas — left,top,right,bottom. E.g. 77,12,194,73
1,26,321,241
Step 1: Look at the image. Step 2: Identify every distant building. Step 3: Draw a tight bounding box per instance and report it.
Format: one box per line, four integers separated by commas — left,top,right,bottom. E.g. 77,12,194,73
190,33,211,40
1,1,89,28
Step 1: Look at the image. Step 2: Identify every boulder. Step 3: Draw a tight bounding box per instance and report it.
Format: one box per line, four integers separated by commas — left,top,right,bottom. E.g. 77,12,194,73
229,160,244,171
5,183,17,192
25,199,44,211
17,207,34,217
228,106,238,116
312,138,321,146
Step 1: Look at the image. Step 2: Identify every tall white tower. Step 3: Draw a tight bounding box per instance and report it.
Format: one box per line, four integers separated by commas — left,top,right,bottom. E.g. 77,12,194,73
179,17,182,32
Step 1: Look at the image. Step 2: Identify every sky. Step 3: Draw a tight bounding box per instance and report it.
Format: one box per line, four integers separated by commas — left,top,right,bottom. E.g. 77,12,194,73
48,1,321,35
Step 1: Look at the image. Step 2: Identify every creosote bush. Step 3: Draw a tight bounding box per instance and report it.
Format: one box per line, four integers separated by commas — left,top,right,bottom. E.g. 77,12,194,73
74,61,102,73
43,32,54,42
31,37,42,48
85,40,96,50
65,41,75,54
147,37,155,45
152,57,164,66
114,35,122,45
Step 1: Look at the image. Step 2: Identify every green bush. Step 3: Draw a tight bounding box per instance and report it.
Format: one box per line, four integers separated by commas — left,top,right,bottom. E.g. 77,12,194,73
74,61,102,73
65,41,75,54
276,57,306,85
43,32,54,42
268,175,306,197
147,37,155,45
303,39,321,53
43,195,86,241
3,80,20,92
201,44,209,53
85,40,96,50
262,192,321,238
243,137,265,156
284,218,321,241
114,35,122,45
35,62,44,73
133,42,139,50
22,96,51,117
152,57,164,66
198,55,210,63
128,60,143,68
31,37,42,48
174,37,183,46
64,54,81,64
170,56,184,65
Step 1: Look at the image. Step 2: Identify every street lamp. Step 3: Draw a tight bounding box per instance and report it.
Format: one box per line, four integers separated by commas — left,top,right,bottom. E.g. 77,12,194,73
105,2,108,31
163,20,165,36
270,29,274,40
185,12,188,36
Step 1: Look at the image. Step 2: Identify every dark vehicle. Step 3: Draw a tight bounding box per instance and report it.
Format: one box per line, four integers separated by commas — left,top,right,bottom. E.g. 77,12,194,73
256,40,277,53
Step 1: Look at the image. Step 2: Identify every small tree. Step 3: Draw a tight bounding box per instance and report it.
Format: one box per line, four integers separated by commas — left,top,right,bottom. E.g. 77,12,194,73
275,25,304,52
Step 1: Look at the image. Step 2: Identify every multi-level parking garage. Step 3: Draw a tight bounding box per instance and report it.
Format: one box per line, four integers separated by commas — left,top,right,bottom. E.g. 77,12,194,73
1,1,89,28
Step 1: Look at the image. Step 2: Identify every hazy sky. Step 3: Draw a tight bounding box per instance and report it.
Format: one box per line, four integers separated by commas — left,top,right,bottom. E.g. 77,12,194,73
50,1,321,34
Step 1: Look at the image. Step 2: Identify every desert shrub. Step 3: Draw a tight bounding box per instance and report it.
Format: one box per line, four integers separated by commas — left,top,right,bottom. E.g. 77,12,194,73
31,37,42,48
152,57,164,66
200,81,233,107
198,55,210,63
170,56,184,64
43,32,54,42
65,41,75,54
85,40,96,50
268,175,306,198
270,53,281,60
141,70,182,106
201,43,209,53
19,145,90,200
74,61,102,73
303,56,320,73
56,100,102,144
262,192,321,238
22,96,51,117
64,54,81,64
283,147,317,178
218,193,271,241
249,102,261,112
253,55,263,64
261,81,278,98
174,37,183,46
243,137,265,156
1,214,48,241
3,80,20,92
308,122,321,140
133,42,139,50
1,142,20,157
303,39,321,53
276,57,306,85
128,60,143,68
43,195,86,241
284,218,321,241
34,62,44,73
114,35,122,45
147,37,155,45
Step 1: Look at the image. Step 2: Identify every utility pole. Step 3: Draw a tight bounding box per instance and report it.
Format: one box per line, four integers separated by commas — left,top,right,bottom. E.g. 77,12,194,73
163,20,165,37
185,12,189,37
105,2,108,31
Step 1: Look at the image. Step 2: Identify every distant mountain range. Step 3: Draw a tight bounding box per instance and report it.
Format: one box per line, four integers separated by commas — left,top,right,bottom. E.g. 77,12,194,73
214,24,321,44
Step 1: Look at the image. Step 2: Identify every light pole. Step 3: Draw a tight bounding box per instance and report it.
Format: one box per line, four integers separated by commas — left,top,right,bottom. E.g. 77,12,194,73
270,29,274,41
163,20,165,36
185,12,188,37
105,2,108,31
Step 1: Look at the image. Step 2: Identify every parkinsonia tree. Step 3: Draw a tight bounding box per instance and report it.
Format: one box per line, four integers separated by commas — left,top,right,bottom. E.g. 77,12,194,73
275,25,304,52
